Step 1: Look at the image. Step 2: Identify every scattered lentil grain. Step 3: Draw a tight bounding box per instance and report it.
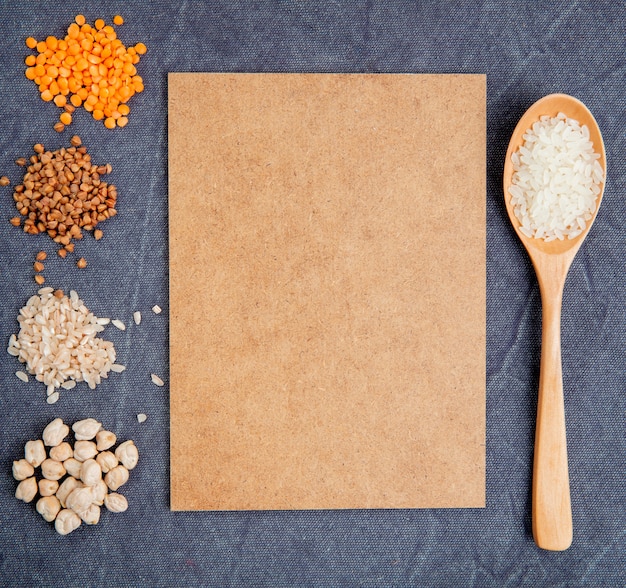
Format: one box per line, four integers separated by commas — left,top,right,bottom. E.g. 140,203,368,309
77,257,87,269
34,261,44,272
36,251,47,261
34,275,45,285
0,176,10,186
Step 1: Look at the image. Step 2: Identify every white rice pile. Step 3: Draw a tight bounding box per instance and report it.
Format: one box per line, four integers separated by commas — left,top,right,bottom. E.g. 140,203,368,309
508,112,604,241
6,287,124,402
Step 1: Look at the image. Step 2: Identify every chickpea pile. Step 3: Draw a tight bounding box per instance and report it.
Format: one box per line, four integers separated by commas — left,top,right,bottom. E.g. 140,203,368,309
24,14,147,130
13,418,139,535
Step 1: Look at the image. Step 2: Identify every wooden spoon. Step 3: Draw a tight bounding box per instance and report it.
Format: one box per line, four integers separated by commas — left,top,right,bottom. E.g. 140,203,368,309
502,94,606,551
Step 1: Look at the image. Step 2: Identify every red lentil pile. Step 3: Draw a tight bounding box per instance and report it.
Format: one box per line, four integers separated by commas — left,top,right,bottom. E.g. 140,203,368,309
24,14,147,130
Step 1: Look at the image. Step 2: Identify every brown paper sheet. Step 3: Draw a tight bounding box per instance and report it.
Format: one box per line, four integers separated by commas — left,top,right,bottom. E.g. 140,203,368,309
169,73,486,510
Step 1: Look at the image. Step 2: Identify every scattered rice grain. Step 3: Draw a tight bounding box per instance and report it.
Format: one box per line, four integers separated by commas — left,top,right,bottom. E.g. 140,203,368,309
112,319,126,331
110,364,126,373
46,392,60,404
133,311,141,325
137,413,147,423
152,305,162,314
150,374,164,387
15,371,29,383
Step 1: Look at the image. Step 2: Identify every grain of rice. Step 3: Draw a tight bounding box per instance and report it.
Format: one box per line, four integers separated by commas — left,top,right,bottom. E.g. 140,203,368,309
46,392,60,404
508,112,604,241
152,305,162,314
112,319,126,331
15,371,29,383
61,380,76,390
137,413,147,423
110,364,126,373
133,311,141,325
150,373,164,387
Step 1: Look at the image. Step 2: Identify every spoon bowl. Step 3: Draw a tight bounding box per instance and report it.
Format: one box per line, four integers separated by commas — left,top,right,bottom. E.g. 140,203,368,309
503,94,606,551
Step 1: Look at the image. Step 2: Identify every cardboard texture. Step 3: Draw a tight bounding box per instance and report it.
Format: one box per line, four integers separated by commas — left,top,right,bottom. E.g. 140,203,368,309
169,73,486,510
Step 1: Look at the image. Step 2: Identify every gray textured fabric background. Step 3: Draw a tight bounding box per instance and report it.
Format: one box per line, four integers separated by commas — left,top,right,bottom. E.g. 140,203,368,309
0,1,624,586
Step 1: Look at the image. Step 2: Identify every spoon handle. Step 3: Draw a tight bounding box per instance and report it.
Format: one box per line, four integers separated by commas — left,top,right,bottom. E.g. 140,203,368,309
533,276,573,551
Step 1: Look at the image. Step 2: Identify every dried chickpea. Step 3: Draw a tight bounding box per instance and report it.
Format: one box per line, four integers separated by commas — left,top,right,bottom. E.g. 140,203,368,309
12,459,34,481
43,418,69,447
95,450,118,473
49,441,73,462
104,464,129,491
79,458,102,486
115,440,139,470
24,439,46,467
72,418,102,440
37,495,61,522
16,477,38,502
73,440,98,462
63,457,82,479
95,430,117,451
56,476,82,507
104,492,128,513
38,478,59,497
55,508,81,535
79,504,101,525
66,486,94,515
41,458,66,481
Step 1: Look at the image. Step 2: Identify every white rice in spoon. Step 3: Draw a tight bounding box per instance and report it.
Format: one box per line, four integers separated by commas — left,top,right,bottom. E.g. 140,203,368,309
508,112,604,241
